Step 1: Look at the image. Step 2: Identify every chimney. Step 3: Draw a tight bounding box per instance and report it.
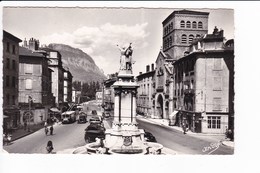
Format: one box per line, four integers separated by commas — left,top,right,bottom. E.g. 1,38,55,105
28,38,40,51
146,65,150,72
24,38,27,47
213,26,219,35
151,64,154,71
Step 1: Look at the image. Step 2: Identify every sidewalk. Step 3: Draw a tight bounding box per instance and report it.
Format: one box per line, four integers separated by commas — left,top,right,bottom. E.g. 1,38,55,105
6,122,61,142
6,123,44,142
136,115,234,148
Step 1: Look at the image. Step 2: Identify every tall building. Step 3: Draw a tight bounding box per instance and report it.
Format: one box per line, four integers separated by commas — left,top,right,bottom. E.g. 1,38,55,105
3,30,22,133
19,46,54,125
162,10,209,60
63,67,73,104
136,64,155,118
153,10,209,121
103,75,117,111
172,27,234,133
40,47,64,109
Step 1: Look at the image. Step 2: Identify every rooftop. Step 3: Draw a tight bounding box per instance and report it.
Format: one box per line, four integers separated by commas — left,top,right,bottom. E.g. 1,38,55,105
163,9,209,25
19,46,45,58
3,30,22,43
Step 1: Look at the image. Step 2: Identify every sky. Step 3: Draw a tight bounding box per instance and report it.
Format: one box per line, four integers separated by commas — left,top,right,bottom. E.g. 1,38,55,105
2,7,234,77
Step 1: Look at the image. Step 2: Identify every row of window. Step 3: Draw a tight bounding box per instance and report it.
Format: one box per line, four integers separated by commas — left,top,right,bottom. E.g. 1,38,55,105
164,21,204,36
180,21,203,29
5,94,16,106
181,34,201,44
208,116,221,129
164,22,173,35
164,36,172,49
5,75,16,88
6,58,17,70
6,42,17,54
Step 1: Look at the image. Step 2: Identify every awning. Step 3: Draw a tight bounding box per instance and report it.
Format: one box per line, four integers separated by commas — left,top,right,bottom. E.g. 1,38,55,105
169,110,179,118
50,107,61,113
169,110,179,125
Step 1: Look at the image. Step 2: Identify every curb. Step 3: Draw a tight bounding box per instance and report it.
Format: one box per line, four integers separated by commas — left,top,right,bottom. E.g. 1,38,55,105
137,116,225,137
221,140,234,148
11,130,38,142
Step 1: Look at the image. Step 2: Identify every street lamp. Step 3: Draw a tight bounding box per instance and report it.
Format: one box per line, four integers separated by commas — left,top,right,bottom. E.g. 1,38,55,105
28,96,33,132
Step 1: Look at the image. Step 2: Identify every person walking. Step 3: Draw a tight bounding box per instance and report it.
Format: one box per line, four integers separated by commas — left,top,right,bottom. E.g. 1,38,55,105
24,121,27,131
182,122,186,134
46,140,53,153
50,125,53,135
44,121,48,128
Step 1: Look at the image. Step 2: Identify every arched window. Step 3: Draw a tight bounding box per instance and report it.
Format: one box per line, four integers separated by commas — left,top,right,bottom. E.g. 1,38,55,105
192,21,197,28
186,21,191,28
196,34,201,38
189,34,194,44
166,38,169,48
181,34,187,44
169,36,172,46
198,21,203,29
180,21,185,28
170,22,173,30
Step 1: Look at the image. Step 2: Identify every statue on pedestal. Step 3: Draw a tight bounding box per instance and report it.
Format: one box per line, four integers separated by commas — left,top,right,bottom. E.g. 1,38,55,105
117,43,133,71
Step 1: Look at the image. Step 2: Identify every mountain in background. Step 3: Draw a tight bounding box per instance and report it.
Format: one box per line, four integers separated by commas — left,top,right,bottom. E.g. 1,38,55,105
48,43,107,83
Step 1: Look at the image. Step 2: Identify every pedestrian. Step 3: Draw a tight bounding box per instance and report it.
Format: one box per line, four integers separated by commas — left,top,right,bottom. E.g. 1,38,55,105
44,121,48,128
46,140,53,153
45,126,49,135
182,122,186,134
50,125,53,135
24,121,27,131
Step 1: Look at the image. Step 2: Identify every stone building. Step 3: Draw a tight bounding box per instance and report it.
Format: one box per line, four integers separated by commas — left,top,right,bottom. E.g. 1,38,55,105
153,10,210,121
162,10,209,60
154,51,174,119
40,47,64,109
103,74,117,111
19,46,54,125
2,30,22,133
136,64,155,118
172,27,234,133
63,66,73,104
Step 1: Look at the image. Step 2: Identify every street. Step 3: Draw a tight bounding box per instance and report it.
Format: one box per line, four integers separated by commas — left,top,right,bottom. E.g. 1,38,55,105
3,100,233,154
3,122,88,154
137,118,234,155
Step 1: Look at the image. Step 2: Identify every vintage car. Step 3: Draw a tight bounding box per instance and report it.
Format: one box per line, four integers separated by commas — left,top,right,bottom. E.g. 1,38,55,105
77,114,87,124
84,123,106,143
144,131,157,142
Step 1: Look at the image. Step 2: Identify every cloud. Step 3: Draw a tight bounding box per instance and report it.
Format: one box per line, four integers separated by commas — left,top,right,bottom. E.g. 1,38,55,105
40,22,149,75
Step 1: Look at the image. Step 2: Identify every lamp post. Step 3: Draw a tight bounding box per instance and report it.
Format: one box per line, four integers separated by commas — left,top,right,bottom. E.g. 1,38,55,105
28,96,32,132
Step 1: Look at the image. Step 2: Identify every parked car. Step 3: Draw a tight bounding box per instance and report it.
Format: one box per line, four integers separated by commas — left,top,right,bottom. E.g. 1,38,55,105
144,131,157,142
84,123,106,143
91,110,97,115
89,116,102,124
78,114,87,124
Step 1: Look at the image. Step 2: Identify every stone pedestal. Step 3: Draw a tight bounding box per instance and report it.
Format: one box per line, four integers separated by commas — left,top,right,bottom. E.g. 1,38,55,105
104,71,147,153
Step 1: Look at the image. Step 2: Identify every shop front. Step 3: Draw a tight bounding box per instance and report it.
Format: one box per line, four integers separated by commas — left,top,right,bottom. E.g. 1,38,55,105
176,110,203,133
3,108,20,134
